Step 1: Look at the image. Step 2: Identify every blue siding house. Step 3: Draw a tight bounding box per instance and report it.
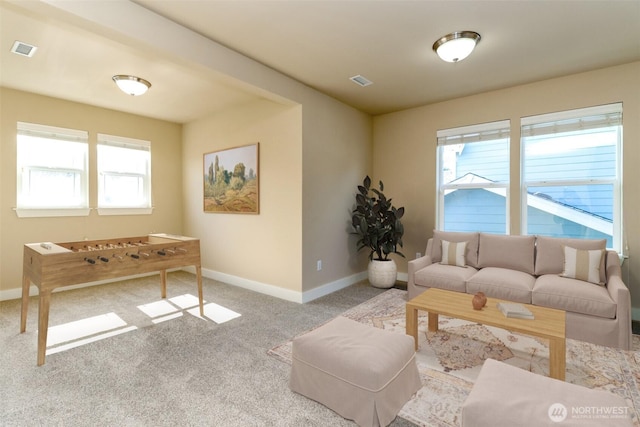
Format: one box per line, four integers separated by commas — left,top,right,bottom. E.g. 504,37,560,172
443,139,615,247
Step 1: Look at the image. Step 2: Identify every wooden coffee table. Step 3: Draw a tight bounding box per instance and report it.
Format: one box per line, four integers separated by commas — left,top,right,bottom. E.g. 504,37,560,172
406,288,566,380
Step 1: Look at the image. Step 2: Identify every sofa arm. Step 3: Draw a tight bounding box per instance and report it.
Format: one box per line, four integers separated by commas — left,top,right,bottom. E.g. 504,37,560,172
408,254,433,288
407,238,435,299
605,250,632,350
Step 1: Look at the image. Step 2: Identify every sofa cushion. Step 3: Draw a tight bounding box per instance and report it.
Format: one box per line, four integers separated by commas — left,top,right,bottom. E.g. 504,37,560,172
561,246,605,285
466,267,535,303
532,274,616,319
432,231,480,268
441,240,467,267
535,236,607,284
477,233,536,275
414,264,477,293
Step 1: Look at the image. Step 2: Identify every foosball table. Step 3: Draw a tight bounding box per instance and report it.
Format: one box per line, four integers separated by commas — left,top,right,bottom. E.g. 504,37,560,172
20,233,203,365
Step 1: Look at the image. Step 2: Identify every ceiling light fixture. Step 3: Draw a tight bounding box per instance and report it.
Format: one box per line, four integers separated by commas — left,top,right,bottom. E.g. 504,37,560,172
112,75,151,96
432,31,481,63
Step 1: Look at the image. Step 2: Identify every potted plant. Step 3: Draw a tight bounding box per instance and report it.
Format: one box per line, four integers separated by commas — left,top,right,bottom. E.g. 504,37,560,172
351,176,405,288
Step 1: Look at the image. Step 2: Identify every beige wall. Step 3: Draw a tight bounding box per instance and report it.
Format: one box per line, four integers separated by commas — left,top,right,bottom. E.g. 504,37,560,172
301,97,373,293
182,96,373,300
373,62,640,311
0,88,183,298
182,99,303,293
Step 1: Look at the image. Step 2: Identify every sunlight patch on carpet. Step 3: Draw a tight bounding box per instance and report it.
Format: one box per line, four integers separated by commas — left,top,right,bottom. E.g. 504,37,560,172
152,312,184,324
138,300,180,318
45,294,242,358
169,294,201,309
46,312,129,346
45,312,137,355
136,294,241,324
188,302,241,324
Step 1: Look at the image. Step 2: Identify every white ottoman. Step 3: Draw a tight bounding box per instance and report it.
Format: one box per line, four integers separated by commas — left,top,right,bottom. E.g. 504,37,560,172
289,316,421,427
462,358,633,427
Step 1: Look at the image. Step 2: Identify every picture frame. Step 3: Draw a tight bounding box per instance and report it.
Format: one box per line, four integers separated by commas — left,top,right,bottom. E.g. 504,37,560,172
203,143,259,214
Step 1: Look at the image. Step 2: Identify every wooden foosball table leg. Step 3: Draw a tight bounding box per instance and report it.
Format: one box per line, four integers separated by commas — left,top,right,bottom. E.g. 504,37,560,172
20,274,30,333
196,266,204,316
160,270,167,299
37,290,52,366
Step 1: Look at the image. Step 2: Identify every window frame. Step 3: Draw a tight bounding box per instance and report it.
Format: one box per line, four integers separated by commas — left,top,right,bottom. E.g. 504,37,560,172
15,122,89,218
436,120,511,234
96,133,153,216
520,103,622,251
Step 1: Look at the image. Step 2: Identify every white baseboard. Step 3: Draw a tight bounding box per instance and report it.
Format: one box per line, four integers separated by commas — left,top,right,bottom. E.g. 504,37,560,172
300,272,369,303
195,267,370,304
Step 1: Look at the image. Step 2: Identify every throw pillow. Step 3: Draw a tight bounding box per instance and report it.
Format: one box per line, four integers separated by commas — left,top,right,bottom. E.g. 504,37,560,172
441,240,467,267
561,246,605,285
432,230,480,267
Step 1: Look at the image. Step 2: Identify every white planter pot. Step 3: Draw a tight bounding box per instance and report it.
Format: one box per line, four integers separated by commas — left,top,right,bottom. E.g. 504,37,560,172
367,259,397,289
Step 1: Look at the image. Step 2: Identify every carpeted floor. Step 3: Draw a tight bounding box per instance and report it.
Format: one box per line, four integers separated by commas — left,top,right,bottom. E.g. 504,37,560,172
269,288,640,427
0,271,415,426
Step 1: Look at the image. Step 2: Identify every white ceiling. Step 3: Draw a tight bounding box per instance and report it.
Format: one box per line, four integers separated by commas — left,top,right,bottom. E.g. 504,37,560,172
1,0,639,123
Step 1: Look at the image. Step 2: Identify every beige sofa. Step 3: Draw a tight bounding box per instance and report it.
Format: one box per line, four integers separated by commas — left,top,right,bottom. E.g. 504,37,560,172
407,231,632,350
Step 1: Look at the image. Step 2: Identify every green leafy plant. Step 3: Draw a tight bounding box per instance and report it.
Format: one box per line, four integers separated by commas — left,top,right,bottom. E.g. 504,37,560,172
351,176,405,261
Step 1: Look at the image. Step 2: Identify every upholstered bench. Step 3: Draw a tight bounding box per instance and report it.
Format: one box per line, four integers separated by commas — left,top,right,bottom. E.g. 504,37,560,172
289,316,421,427
462,358,633,427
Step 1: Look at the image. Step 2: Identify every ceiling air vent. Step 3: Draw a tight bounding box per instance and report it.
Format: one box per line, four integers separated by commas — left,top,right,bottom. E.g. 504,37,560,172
11,41,37,57
349,75,373,87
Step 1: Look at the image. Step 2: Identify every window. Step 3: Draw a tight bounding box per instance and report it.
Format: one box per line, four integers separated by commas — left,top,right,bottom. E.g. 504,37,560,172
521,103,622,250
437,120,510,233
16,122,89,217
97,134,152,214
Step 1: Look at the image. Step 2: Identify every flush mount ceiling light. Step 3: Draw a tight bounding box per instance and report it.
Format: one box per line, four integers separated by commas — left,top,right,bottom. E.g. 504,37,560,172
112,75,151,96
432,31,481,63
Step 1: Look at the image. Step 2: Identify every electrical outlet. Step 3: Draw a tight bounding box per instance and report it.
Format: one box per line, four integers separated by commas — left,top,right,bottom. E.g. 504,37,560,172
317,260,322,271
416,252,422,259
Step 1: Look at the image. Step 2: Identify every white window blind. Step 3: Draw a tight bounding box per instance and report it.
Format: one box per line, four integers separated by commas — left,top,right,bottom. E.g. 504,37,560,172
521,104,622,137
437,120,511,145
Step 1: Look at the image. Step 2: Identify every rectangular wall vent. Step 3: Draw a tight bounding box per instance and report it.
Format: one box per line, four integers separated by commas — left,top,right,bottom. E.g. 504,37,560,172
11,41,37,57
349,75,373,87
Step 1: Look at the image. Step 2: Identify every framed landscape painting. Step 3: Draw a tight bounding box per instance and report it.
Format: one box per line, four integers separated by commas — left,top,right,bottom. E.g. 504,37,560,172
203,143,259,214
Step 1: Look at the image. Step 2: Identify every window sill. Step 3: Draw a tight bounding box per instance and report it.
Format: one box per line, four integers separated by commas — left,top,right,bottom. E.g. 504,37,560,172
15,208,90,218
97,207,153,216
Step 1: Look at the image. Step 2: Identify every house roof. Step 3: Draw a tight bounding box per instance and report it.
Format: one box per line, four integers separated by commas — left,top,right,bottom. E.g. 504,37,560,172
446,173,612,235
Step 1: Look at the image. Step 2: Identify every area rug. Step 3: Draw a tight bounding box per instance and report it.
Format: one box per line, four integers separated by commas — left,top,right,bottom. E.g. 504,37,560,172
268,288,640,427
